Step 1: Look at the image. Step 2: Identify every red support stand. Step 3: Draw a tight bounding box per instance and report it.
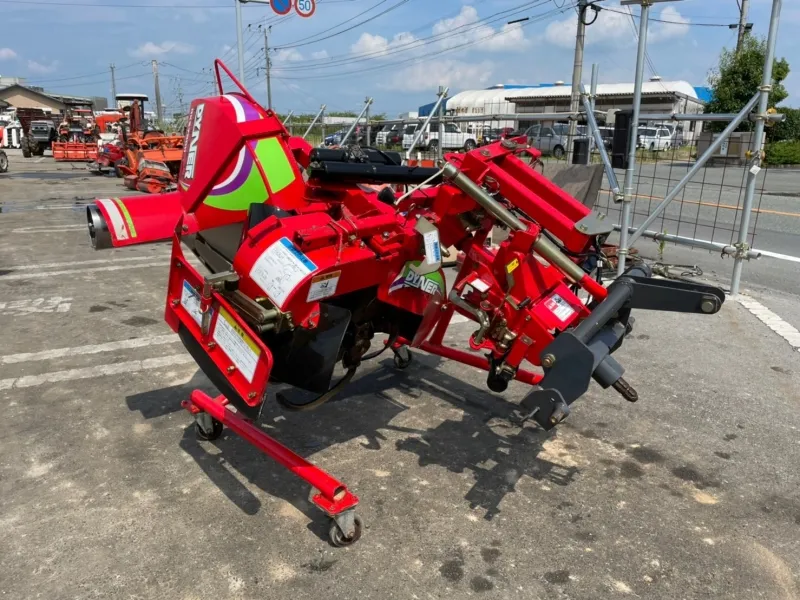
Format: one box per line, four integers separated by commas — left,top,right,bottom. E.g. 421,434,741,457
182,390,362,546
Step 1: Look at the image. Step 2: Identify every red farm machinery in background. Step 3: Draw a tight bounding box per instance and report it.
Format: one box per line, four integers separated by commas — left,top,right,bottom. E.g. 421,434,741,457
85,60,725,547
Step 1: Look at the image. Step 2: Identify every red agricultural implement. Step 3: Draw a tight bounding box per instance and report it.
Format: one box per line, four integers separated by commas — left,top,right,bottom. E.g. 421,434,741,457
85,60,725,546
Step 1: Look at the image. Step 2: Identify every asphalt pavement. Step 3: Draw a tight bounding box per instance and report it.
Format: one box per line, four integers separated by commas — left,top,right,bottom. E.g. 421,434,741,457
0,153,799,600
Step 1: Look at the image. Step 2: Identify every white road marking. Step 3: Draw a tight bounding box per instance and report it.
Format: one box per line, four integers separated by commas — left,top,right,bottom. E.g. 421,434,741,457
0,255,162,272
757,249,800,264
1,334,177,365
0,296,71,315
738,296,800,352
11,224,85,233
0,262,165,280
0,354,196,391
450,314,469,324
34,157,45,163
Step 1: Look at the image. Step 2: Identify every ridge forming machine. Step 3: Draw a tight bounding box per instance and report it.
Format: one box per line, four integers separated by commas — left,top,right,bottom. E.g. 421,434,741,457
86,61,725,546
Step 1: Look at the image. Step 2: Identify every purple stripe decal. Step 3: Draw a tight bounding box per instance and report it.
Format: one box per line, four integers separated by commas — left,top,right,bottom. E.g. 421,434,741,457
240,98,261,122
210,147,254,196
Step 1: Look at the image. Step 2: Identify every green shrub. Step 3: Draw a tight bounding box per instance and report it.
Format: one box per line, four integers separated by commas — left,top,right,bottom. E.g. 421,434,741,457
764,140,800,165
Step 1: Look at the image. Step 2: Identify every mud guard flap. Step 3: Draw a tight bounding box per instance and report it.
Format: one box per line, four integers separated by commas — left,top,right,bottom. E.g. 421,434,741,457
270,303,352,394
177,324,258,418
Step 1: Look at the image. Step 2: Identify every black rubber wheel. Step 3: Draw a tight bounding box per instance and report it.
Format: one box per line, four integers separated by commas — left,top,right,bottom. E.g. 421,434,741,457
393,346,413,370
0,151,7,173
464,139,477,151
329,514,363,547
195,416,223,441
428,139,439,151
22,140,31,158
553,145,565,159
114,158,127,178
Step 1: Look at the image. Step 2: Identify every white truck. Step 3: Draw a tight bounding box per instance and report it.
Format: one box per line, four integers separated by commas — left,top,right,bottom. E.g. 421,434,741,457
637,125,673,151
401,121,478,152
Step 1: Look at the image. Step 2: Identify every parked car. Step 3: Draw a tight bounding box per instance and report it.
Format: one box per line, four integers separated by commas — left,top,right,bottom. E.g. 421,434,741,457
323,126,366,147
480,127,515,145
637,126,672,151
377,123,404,147
402,121,478,152
524,123,589,159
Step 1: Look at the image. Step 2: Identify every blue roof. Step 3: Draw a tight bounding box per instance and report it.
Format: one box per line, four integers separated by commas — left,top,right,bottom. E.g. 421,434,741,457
694,86,713,103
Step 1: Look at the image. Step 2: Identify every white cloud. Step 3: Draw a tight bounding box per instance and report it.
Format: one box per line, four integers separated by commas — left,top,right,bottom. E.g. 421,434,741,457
545,3,690,49
27,59,59,74
382,58,494,92
275,48,303,63
0,48,17,60
648,6,690,43
311,50,329,60
432,6,529,52
128,41,195,58
350,31,422,57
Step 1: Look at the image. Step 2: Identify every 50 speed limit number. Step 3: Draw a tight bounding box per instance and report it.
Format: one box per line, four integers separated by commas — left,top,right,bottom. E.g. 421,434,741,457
295,0,316,17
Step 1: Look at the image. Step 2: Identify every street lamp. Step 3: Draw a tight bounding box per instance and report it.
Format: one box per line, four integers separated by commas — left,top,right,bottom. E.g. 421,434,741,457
235,0,272,84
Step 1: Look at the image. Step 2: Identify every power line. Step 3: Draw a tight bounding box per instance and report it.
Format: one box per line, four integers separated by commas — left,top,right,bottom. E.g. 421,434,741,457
262,3,574,81
269,0,547,72
276,0,415,49
23,62,144,83
601,5,734,27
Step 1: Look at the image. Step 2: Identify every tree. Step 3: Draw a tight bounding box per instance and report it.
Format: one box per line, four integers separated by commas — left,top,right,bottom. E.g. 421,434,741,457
769,107,800,142
706,35,790,131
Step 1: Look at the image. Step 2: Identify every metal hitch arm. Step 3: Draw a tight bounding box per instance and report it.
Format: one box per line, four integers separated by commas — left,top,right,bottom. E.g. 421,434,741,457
519,266,726,430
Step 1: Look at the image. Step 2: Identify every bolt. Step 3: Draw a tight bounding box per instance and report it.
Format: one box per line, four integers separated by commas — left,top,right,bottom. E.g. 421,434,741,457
171,298,180,306
175,261,182,268
700,299,716,314
578,224,588,232
181,224,189,232
542,354,556,368
248,391,257,400
382,231,390,239
207,342,217,350
226,366,236,374
480,149,490,157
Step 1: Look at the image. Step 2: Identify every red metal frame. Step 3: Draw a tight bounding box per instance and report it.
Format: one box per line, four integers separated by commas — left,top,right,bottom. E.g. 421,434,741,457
183,391,358,516
88,59,620,543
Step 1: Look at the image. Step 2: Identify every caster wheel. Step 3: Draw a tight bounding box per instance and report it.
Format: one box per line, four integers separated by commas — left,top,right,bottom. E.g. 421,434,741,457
393,346,412,370
195,414,223,441
329,514,363,547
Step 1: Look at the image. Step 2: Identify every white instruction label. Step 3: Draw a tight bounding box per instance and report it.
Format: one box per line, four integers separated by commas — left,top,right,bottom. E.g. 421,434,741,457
423,229,441,265
213,307,261,383
470,278,490,293
249,237,317,308
307,270,341,302
545,293,577,322
180,280,203,326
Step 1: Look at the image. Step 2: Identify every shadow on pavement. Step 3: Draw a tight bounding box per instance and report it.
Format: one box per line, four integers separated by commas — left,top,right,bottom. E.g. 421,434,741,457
124,349,576,541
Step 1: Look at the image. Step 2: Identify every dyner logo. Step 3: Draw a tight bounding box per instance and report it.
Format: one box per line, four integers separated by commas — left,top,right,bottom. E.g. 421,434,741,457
183,103,205,179
389,262,444,296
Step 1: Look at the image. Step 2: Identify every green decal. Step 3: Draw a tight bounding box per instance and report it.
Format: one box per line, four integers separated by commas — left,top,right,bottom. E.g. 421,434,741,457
255,137,295,194
113,198,137,238
203,160,267,211
389,261,445,296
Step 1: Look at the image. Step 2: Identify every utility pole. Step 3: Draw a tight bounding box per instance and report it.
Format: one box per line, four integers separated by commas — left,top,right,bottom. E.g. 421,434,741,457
235,0,246,84
568,0,589,164
264,21,272,110
152,60,164,123
110,63,117,107
736,0,751,52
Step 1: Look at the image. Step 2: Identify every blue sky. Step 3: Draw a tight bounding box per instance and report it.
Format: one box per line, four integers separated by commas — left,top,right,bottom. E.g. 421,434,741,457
0,0,797,116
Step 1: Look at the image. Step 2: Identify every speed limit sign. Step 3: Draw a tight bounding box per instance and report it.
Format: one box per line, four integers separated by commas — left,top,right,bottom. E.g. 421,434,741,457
295,0,316,17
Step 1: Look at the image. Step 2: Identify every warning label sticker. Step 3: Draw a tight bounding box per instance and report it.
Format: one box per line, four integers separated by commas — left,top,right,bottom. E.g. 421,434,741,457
545,293,577,322
422,229,441,265
249,237,317,308
213,307,261,383
180,280,204,326
307,270,341,302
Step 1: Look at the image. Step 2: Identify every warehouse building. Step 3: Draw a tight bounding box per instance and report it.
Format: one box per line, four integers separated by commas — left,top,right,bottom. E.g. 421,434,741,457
419,78,711,143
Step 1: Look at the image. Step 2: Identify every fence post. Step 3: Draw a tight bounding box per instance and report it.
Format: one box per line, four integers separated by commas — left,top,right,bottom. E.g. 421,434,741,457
438,85,446,163
730,0,782,297
617,0,651,276
365,96,371,147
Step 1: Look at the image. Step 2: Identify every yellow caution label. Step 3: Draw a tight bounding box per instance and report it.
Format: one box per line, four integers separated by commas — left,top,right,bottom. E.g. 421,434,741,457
506,258,520,274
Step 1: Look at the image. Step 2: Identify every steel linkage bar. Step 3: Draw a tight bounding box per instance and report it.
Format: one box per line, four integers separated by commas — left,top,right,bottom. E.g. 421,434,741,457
730,0,782,296
625,91,761,249
406,87,449,160
302,104,326,140
580,84,620,199
615,226,762,259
